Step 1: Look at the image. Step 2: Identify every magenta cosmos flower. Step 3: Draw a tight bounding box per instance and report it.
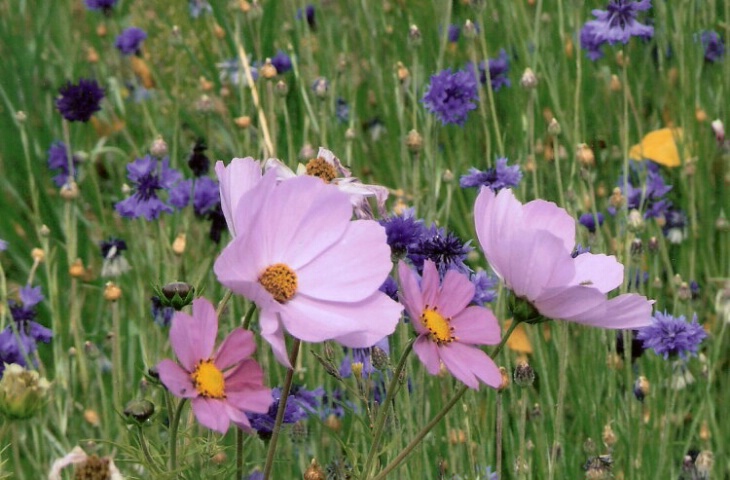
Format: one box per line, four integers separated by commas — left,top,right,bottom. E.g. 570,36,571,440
474,188,653,328
156,298,272,434
214,169,402,367
398,260,502,389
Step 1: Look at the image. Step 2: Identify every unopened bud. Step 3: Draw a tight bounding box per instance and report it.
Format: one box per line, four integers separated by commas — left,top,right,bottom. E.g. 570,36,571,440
406,129,423,153
609,74,621,92
627,209,644,232
31,248,45,262
547,118,561,136
520,68,538,89
260,58,277,79
39,225,51,237
275,80,289,96
513,362,535,387
0,364,51,420
104,282,122,302
172,233,186,255
234,116,252,129
463,20,477,38
304,458,326,480
712,119,725,145
123,399,156,423
498,366,510,391
602,423,617,449
371,346,390,370
576,143,595,167
150,136,168,158
69,258,85,278
15,111,27,123
442,169,454,183
60,181,80,200
695,107,708,123
408,24,422,46
396,62,409,82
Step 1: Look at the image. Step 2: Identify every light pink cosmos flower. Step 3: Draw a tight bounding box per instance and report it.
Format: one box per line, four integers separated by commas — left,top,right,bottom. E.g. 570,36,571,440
214,170,403,367
156,298,272,434
263,147,389,219
474,188,653,328
398,260,502,389
215,157,263,237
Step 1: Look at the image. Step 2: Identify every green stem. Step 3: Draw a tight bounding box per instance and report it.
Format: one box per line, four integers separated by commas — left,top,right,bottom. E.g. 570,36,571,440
242,303,257,330
216,290,233,318
548,322,569,480
138,426,163,474
236,428,244,480
262,338,302,480
361,337,417,478
169,398,188,471
370,320,520,480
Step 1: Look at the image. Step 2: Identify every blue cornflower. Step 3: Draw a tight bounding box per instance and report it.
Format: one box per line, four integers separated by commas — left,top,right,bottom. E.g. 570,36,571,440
610,161,672,219
247,386,320,438
379,276,399,302
168,179,193,210
115,156,182,220
1,285,52,375
84,0,117,13
422,68,478,126
578,212,605,233
47,141,80,187
572,244,591,257
699,30,725,63
579,0,654,60
189,0,212,18
115,27,147,56
379,208,426,257
193,177,220,215
56,78,105,122
459,157,522,191
448,24,460,43
471,49,511,91
471,270,498,305
636,311,707,359
407,224,472,276
100,237,131,278
271,50,292,74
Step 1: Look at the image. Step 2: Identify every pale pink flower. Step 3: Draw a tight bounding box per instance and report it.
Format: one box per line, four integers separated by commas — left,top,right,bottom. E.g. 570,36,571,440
215,157,263,236
214,171,402,367
263,147,389,218
398,260,502,389
156,298,272,434
48,446,123,480
474,188,653,328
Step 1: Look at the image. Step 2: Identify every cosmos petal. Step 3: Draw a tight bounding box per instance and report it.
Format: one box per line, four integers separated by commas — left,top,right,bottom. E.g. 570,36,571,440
215,329,256,371
192,397,231,434
157,359,197,399
413,335,442,375
169,298,217,371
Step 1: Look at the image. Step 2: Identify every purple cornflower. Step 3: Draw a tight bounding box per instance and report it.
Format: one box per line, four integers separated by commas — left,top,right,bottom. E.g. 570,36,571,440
151,296,175,327
379,208,426,257
246,385,320,439
422,68,478,126
335,98,350,123
56,78,105,122
1,285,52,375
471,49,511,91
459,157,522,191
193,177,220,215
448,24,460,43
115,27,147,56
115,156,182,220
270,50,292,74
636,312,707,359
580,0,654,59
407,224,472,277
699,30,725,63
84,0,117,13
610,161,672,219
379,276,399,302
471,270,498,305
47,141,80,187
168,179,193,210
100,237,130,278
578,212,605,233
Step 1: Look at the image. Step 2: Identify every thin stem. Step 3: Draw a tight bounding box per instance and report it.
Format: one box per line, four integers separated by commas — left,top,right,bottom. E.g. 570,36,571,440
236,428,244,480
242,302,257,330
111,300,122,411
548,322,569,480
138,426,163,474
361,337,417,478
495,391,504,478
215,290,233,318
370,320,520,479
262,338,302,480
169,398,188,471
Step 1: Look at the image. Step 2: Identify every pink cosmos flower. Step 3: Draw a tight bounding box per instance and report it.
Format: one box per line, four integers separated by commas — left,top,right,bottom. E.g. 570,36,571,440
474,188,653,328
215,157,263,237
214,170,403,367
398,260,502,389
156,298,272,434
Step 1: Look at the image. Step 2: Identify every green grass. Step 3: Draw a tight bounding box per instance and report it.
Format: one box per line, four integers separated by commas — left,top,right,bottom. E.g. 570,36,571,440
0,0,729,478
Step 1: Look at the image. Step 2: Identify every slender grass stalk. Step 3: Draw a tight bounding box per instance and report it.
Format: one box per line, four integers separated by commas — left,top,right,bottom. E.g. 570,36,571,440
169,398,188,471
262,338,302,480
547,322,569,480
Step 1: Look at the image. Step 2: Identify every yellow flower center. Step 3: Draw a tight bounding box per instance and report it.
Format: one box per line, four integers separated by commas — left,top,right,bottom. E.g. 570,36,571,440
421,307,455,345
305,157,337,182
259,263,298,303
190,360,226,399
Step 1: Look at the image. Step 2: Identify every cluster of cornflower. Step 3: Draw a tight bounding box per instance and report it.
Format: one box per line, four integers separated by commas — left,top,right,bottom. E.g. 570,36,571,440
0,286,52,376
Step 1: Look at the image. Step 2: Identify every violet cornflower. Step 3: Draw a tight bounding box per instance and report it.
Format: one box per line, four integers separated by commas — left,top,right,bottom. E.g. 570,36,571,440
579,0,654,60
1,285,52,376
448,24,460,43
47,141,80,187
636,312,707,359
611,161,672,219
246,385,321,439
193,177,220,215
271,50,292,74
115,27,147,56
84,0,117,13
115,156,182,220
699,30,725,63
56,79,104,122
379,208,426,258
471,50,511,91
459,157,522,191
407,224,472,277
422,68,478,126
579,212,605,233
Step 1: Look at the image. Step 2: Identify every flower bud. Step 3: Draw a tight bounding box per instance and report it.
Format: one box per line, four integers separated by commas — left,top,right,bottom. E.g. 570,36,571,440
260,58,278,79
31,248,45,262
60,181,80,200
154,282,195,310
547,118,561,136
513,361,535,387
0,364,51,420
104,282,122,302
408,24,422,46
150,136,168,158
520,68,538,89
406,129,423,153
304,458,326,480
234,116,252,129
69,258,86,278
123,399,156,423
172,233,186,256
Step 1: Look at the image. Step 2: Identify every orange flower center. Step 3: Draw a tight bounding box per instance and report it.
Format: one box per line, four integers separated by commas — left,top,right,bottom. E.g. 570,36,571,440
421,306,455,345
190,359,226,399
305,157,337,182
259,263,298,303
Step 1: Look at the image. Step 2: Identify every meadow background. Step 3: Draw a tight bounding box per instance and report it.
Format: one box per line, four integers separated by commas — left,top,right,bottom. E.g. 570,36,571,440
0,0,728,478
